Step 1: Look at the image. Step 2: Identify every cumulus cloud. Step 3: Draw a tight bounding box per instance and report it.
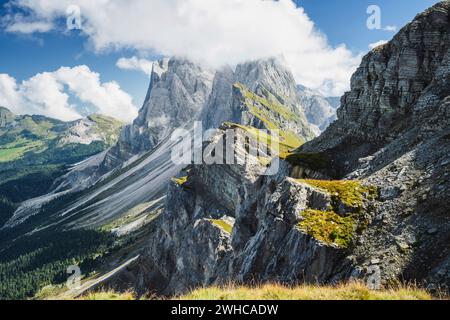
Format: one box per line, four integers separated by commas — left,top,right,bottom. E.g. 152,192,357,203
116,56,154,75
0,66,138,122
2,0,362,96
0,74,22,109
368,40,388,50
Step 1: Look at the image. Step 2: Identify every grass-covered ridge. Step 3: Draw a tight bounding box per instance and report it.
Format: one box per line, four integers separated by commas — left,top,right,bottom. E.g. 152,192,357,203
225,122,300,159
299,179,378,209
0,111,123,163
76,291,136,300
0,111,124,226
88,114,124,146
233,83,311,151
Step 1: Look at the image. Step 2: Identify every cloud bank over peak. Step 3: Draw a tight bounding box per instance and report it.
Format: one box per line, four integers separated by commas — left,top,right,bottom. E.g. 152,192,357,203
3,0,363,96
116,56,154,76
0,66,138,122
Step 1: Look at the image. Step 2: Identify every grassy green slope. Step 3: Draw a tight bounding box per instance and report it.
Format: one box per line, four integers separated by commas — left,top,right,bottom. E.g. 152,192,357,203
0,110,124,226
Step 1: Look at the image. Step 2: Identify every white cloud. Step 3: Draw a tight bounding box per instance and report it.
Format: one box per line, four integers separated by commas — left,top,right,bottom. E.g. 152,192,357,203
2,0,363,96
0,66,138,122
0,74,22,109
384,25,398,32
368,40,388,50
6,21,53,33
116,56,154,75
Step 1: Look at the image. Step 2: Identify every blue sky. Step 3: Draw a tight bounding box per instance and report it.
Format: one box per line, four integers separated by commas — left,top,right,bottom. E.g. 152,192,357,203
299,0,441,51
0,0,442,121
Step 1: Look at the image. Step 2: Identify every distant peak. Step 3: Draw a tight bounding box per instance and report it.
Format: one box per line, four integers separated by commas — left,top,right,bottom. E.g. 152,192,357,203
0,106,13,114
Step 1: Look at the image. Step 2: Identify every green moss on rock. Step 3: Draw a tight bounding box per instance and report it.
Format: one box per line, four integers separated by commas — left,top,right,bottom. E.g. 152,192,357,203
298,209,355,248
296,179,378,248
299,179,378,209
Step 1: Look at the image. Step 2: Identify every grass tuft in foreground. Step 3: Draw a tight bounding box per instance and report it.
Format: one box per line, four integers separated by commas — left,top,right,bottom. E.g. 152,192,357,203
69,283,442,300
77,291,136,300
179,283,432,301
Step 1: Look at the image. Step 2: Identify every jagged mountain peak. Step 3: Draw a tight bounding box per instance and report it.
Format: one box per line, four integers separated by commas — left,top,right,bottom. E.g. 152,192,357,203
234,57,299,105
109,57,215,163
136,57,215,127
202,57,315,142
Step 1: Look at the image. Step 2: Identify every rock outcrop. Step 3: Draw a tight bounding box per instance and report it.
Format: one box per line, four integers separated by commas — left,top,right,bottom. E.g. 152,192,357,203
296,1,450,291
119,127,357,296
297,85,339,132
3,2,449,299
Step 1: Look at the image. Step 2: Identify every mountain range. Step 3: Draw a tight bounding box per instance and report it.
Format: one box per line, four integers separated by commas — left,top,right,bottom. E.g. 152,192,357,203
0,109,123,228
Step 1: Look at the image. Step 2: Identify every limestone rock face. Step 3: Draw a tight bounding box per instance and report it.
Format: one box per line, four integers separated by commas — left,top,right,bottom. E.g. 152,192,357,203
129,129,346,296
296,1,450,290
106,58,215,168
203,58,316,142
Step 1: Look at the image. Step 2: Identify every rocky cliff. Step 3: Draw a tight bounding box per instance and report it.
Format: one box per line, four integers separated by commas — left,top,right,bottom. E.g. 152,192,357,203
296,1,450,291
105,59,215,168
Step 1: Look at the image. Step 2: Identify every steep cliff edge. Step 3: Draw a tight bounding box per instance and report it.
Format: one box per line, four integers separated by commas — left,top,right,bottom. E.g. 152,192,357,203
293,1,450,291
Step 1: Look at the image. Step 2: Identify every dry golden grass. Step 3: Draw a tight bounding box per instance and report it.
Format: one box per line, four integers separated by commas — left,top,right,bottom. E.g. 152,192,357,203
70,282,444,301
77,290,136,300
178,282,433,301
